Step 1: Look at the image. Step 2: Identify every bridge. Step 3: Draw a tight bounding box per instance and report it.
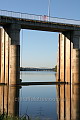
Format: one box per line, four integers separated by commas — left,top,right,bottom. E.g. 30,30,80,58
0,9,80,84
0,9,80,32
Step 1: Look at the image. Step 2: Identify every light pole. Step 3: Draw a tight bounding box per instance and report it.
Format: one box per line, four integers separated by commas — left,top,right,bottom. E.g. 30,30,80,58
48,0,51,21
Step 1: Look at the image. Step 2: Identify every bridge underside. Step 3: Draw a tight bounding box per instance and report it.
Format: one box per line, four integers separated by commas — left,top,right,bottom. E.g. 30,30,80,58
0,16,80,32
0,19,80,120
0,19,80,85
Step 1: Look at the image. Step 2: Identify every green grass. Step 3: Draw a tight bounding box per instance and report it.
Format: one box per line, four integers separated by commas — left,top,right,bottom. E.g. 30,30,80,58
0,114,43,120
0,114,29,120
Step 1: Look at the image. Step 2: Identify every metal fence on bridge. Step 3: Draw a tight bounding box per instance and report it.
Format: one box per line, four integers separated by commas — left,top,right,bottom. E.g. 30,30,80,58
0,9,80,26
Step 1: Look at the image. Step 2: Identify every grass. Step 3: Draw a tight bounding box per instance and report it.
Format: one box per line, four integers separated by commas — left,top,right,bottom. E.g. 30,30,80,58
0,114,29,120
0,114,42,120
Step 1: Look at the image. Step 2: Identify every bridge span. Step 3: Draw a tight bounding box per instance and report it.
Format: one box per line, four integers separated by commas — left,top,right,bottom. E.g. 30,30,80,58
0,10,80,85
0,9,80,32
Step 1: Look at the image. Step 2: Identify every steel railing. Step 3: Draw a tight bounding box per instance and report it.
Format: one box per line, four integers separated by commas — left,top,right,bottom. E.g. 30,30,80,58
0,9,80,26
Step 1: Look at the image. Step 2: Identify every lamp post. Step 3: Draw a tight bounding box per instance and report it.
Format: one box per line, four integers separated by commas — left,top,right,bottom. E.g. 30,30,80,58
48,0,51,21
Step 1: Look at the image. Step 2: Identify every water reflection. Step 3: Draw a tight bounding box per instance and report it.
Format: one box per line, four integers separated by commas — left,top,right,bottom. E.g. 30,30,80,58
0,85,20,116
57,84,80,120
0,72,80,120
19,85,57,120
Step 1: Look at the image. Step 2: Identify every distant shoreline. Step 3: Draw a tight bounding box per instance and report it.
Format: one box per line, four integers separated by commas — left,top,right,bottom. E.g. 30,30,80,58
20,67,57,72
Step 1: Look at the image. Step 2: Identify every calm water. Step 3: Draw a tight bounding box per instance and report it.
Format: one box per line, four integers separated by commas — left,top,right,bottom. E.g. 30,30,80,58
19,71,57,120
0,71,80,120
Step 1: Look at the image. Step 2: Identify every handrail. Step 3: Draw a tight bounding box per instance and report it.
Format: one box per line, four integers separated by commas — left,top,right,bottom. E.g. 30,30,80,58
0,9,80,26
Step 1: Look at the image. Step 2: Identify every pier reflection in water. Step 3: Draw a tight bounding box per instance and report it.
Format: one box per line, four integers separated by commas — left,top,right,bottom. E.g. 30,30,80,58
57,84,80,120
0,85,20,116
0,72,80,120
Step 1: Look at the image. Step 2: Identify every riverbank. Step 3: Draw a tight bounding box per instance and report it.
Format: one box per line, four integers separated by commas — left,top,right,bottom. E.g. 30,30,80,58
20,67,57,72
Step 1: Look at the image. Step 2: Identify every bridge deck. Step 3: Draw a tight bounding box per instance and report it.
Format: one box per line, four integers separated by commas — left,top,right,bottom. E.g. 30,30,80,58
0,10,80,32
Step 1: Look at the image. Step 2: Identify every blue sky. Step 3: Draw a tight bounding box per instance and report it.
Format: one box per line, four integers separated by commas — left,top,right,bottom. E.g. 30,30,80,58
0,0,80,68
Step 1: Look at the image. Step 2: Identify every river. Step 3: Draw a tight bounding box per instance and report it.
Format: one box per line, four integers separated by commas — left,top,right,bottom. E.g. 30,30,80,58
0,71,79,120
19,71,57,120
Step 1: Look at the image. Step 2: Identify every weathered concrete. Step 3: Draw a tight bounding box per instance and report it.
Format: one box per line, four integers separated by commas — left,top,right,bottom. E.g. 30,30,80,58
72,31,80,83
57,31,80,84
56,30,80,119
0,28,5,83
60,33,64,82
4,24,21,85
4,31,9,84
0,28,10,84
0,24,20,85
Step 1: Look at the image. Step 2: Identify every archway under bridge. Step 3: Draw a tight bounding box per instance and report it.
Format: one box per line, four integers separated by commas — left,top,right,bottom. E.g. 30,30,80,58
0,26,80,85
20,29,58,73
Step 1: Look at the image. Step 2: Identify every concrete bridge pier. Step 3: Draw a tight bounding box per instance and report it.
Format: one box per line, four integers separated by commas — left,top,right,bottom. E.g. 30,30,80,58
0,24,21,85
0,28,5,83
57,31,80,84
72,31,80,84
4,24,21,85
0,28,9,84
57,31,80,119
57,32,71,83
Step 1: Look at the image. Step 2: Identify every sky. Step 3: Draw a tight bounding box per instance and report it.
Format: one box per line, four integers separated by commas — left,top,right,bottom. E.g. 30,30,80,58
0,0,80,68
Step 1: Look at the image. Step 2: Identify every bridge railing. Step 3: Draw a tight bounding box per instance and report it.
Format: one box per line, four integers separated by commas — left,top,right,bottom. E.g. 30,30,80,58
0,9,80,26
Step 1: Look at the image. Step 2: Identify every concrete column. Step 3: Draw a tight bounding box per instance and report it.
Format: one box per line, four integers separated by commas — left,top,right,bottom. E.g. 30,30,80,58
57,32,72,83
0,28,11,84
57,32,71,120
4,31,9,84
64,31,72,117
0,30,1,83
0,24,20,85
57,31,80,84
0,28,5,83
59,33,64,82
56,34,59,82
57,30,80,119
57,34,65,119
72,31,80,83
64,32,70,83
4,24,21,85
